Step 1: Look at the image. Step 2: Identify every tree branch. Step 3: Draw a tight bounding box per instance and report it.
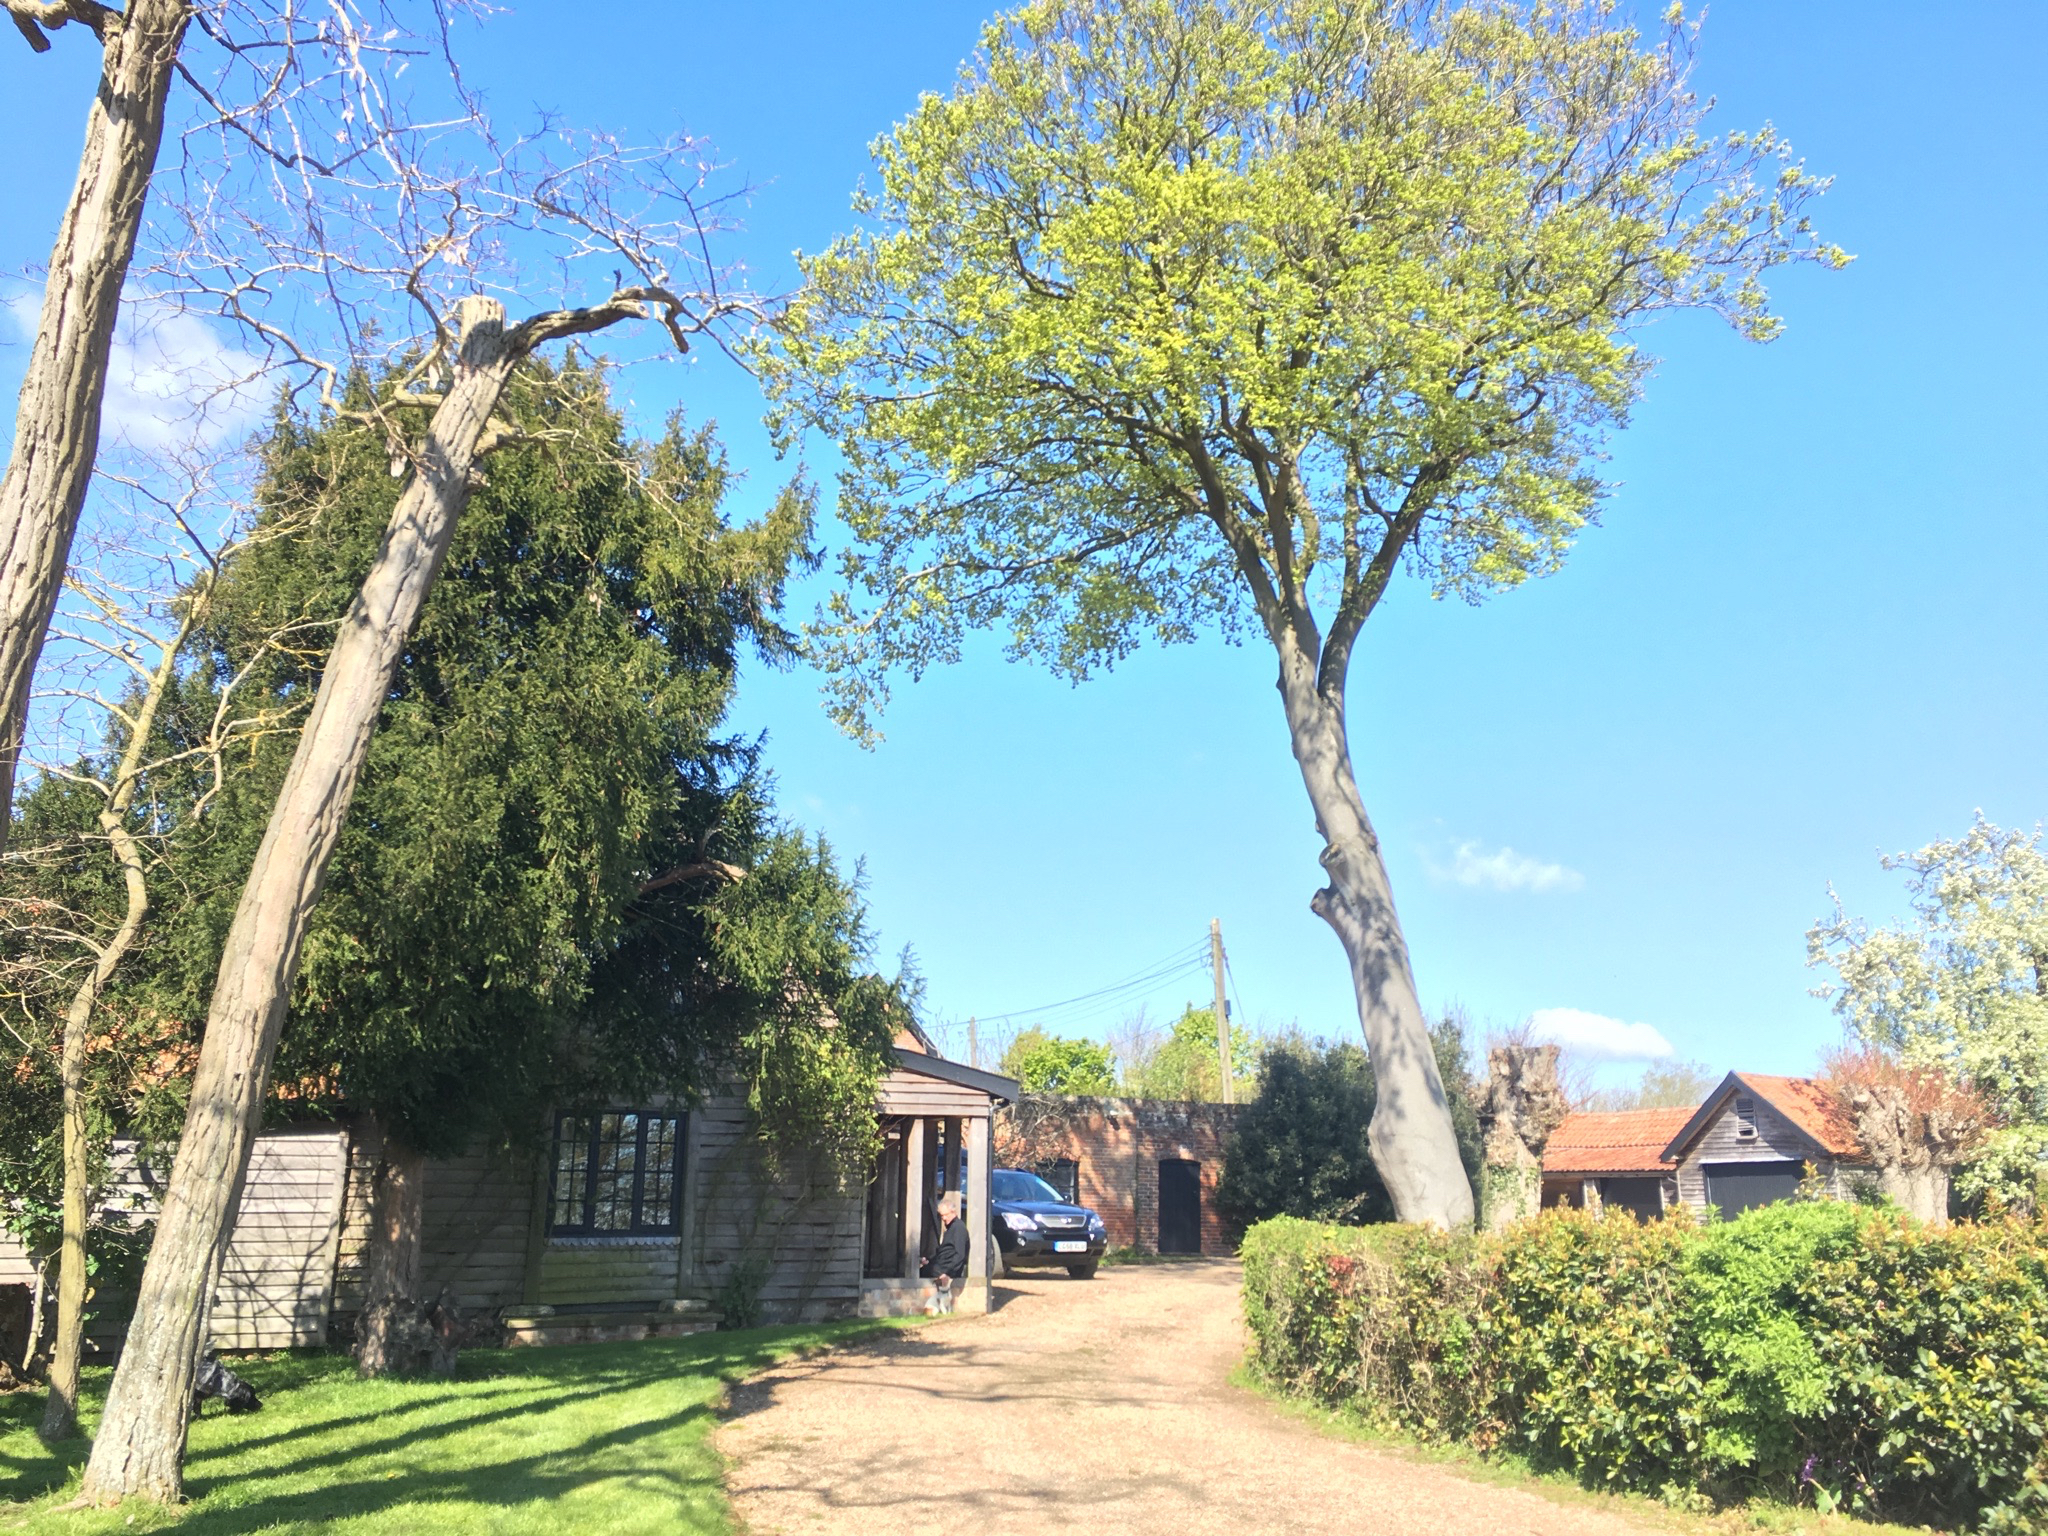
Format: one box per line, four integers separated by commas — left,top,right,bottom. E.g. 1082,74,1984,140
4,0,117,52
637,860,746,897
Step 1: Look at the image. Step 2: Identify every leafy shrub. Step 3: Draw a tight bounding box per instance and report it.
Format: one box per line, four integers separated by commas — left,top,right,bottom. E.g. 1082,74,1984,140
1241,1205,2048,1530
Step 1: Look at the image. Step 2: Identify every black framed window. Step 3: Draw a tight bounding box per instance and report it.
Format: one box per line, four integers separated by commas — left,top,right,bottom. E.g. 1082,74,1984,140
549,1110,685,1236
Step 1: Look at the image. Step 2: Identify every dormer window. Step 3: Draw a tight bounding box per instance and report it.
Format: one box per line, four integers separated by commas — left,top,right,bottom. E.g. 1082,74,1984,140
1735,1096,1757,1140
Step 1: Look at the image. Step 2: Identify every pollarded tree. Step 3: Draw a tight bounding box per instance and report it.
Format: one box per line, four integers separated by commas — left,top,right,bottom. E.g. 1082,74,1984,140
763,0,1846,1226
1819,1049,1988,1227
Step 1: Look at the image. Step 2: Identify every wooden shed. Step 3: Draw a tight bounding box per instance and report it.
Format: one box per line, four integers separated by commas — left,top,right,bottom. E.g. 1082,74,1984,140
1660,1072,1867,1214
1542,1072,1870,1220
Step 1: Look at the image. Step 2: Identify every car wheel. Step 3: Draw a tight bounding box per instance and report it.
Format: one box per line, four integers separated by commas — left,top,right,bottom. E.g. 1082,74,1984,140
1065,1261,1098,1280
988,1236,1005,1280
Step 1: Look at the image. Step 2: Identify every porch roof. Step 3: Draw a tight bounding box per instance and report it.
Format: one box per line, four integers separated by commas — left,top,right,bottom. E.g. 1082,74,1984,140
885,1046,1019,1106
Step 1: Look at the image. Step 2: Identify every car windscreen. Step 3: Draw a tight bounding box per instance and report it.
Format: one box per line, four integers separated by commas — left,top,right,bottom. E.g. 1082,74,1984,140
993,1170,1065,1205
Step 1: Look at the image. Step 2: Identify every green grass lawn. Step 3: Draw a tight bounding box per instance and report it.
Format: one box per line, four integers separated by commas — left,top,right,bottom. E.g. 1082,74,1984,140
1,1320,904,1534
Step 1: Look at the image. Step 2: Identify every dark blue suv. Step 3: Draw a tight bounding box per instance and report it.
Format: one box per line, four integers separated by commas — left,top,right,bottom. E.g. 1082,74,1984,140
992,1167,1107,1278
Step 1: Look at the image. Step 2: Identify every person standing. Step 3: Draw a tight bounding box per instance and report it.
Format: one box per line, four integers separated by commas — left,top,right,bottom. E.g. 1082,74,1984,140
924,1191,969,1314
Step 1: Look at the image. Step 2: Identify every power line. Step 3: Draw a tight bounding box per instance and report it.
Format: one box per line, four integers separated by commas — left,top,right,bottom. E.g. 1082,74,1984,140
955,939,1210,1028
1223,951,1254,1038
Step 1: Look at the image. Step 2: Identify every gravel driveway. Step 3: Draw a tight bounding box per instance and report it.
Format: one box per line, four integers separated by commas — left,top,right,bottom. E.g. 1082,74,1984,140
718,1259,1669,1536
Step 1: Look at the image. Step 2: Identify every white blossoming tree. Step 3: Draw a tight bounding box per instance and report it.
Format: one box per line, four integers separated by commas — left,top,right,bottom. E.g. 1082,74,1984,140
1810,816,2048,1204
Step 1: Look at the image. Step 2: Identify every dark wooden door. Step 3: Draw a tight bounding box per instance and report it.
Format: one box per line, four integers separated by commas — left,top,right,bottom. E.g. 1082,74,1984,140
1158,1159,1202,1254
1703,1160,1804,1216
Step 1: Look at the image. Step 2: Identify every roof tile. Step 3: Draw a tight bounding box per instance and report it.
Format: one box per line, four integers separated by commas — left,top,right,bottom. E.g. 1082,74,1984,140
1543,1107,1698,1175
1734,1072,1864,1159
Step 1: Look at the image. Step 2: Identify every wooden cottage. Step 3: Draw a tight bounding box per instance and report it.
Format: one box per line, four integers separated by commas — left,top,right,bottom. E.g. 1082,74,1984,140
0,1043,1017,1355
1542,1072,1869,1219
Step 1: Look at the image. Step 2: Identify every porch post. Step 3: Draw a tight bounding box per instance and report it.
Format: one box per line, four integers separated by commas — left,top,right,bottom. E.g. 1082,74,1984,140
901,1117,927,1282
965,1112,991,1313
941,1118,961,1193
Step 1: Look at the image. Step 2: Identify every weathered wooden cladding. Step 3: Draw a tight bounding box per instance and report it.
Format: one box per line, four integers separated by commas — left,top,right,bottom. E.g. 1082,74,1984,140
211,1128,348,1349
420,1152,536,1313
1671,1091,1848,1205
687,1096,864,1322
0,1228,34,1287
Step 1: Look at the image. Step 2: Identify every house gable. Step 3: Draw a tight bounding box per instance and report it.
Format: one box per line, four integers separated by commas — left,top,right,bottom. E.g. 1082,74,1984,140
1660,1072,1861,1211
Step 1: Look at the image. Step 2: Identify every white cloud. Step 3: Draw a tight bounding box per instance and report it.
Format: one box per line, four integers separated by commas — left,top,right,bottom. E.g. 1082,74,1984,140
1428,839,1585,894
5,288,268,453
1527,1007,1675,1063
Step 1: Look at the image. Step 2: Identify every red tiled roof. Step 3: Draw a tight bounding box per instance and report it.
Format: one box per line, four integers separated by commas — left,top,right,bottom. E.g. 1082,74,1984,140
1733,1072,1864,1159
1543,1106,1698,1176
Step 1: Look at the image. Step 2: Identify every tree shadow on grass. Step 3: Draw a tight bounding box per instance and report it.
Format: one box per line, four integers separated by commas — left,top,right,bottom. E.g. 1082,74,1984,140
166,1400,724,1535
1,1323,877,1527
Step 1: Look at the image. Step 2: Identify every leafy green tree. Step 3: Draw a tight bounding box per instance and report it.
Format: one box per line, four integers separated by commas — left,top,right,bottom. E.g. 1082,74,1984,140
1004,1028,1119,1093
13,361,902,1374
1219,1036,1391,1226
1810,816,2048,1204
165,364,866,1158
763,0,1844,1226
1219,1011,1481,1225
1124,1006,1256,1101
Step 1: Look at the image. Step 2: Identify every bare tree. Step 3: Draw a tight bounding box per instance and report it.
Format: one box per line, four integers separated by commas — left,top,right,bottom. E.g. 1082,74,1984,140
0,455,316,1440
76,79,756,1496
0,0,474,849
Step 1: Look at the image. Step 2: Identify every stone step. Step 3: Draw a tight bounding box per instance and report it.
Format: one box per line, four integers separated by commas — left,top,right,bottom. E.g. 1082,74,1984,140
499,1298,724,1347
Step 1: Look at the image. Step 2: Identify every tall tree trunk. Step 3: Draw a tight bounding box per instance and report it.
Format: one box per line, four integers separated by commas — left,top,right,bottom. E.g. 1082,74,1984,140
0,0,192,846
80,297,520,1505
39,597,183,1442
1876,1164,1950,1227
38,1008,91,1441
353,1123,424,1377
1275,641,1475,1230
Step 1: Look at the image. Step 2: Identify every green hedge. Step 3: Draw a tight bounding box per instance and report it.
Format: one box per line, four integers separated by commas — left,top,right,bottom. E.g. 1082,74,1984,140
1241,1204,2048,1530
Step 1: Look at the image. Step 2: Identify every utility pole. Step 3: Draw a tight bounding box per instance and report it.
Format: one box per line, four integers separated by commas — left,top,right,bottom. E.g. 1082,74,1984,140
968,1016,979,1070
1211,918,1234,1105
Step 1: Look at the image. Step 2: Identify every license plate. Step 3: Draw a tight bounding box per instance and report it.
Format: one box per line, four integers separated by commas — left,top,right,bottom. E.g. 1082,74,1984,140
1052,1240,1088,1253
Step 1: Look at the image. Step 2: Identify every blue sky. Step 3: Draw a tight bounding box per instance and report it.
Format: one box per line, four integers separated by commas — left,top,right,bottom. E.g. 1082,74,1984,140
3,2,2043,1085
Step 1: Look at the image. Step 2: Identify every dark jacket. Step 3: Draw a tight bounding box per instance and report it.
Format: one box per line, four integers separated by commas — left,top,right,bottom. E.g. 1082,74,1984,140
926,1215,970,1281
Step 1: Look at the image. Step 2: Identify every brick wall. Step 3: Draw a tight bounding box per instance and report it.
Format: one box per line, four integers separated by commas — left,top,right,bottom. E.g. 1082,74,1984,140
996,1096,1241,1255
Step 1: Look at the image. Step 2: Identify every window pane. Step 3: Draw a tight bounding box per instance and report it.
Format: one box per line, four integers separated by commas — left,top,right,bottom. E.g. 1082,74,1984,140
592,1113,640,1231
552,1118,591,1230
640,1117,680,1230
